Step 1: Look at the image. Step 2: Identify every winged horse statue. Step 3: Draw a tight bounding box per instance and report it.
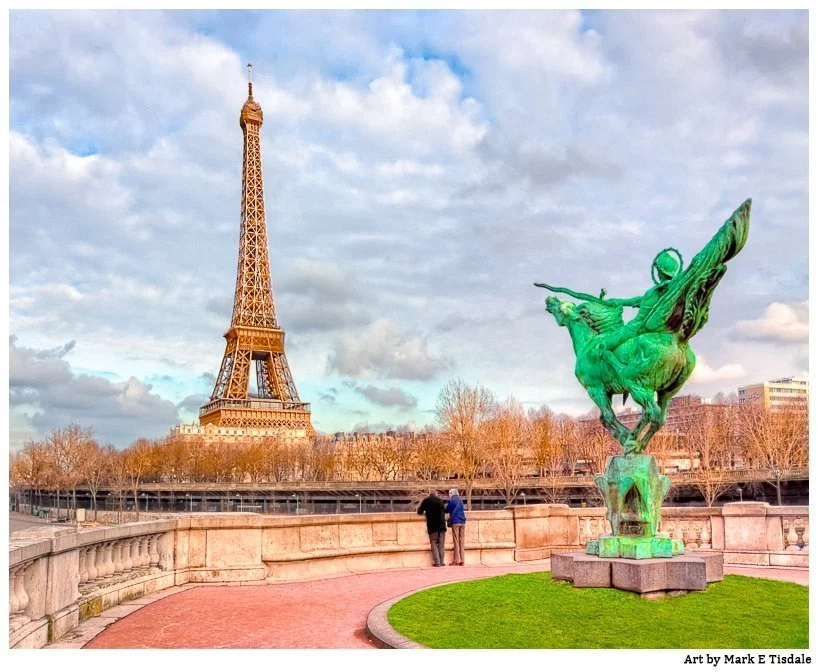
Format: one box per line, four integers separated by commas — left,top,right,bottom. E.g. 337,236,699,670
536,199,751,455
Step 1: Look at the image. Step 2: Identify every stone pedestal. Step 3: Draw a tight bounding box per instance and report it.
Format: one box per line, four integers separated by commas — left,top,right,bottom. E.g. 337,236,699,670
551,550,723,598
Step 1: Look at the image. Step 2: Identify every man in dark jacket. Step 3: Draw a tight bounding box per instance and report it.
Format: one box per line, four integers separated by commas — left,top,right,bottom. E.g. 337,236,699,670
417,489,447,567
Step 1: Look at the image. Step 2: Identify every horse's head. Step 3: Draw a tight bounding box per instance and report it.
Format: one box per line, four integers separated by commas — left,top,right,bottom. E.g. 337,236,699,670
545,296,578,327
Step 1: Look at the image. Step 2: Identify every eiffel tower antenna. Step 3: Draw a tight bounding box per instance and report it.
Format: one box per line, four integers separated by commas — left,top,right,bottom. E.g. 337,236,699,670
199,68,314,437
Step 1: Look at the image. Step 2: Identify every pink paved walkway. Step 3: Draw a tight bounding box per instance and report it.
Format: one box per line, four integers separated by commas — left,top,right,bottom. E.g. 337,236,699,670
82,563,808,649
86,563,550,649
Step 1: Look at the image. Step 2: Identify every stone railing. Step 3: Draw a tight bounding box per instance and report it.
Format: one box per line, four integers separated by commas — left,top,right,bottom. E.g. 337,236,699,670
9,520,177,649
9,503,807,648
511,502,808,568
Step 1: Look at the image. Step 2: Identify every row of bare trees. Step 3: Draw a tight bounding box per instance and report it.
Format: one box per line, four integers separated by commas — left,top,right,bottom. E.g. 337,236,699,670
9,380,808,516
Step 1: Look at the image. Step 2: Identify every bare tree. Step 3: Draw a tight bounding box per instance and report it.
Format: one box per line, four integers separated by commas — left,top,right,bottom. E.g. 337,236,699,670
487,397,530,506
107,450,130,523
82,442,113,521
435,378,496,510
123,438,158,519
683,407,734,506
413,432,451,481
529,410,570,503
46,424,95,520
529,406,556,477
739,402,808,505
11,441,55,513
311,437,338,481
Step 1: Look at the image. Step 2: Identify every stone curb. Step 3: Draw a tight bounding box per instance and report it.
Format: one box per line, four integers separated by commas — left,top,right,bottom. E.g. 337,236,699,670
366,590,427,649
365,573,525,649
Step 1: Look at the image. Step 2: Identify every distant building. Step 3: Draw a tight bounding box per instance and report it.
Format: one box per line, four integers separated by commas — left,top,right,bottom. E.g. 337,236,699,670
168,423,308,444
578,395,730,473
584,395,727,435
738,376,809,411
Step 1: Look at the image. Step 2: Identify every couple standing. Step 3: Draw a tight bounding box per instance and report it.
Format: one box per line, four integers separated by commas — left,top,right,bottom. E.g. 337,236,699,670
417,488,467,567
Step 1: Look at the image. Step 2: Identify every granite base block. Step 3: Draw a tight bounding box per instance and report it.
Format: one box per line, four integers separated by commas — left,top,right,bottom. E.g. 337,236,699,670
691,550,724,582
551,551,721,596
550,552,575,581
573,557,611,588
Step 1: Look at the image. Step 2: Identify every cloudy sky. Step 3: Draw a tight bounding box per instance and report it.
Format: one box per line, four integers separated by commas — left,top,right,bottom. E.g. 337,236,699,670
9,10,808,450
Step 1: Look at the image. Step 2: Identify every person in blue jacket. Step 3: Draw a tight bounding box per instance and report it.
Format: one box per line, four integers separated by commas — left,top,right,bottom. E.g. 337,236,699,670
446,488,467,566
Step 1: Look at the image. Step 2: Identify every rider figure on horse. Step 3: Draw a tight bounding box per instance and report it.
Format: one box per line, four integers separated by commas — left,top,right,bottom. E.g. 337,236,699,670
535,248,684,371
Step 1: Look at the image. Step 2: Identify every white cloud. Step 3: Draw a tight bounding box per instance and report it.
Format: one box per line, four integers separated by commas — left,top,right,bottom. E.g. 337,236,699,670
690,357,746,385
731,300,809,344
351,384,418,410
327,319,452,381
9,336,181,449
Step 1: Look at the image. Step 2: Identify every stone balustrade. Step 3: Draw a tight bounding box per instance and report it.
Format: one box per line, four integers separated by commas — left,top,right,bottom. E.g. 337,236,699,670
9,502,807,649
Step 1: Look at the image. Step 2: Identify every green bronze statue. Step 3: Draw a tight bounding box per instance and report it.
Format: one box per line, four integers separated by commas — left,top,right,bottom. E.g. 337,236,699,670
536,199,751,559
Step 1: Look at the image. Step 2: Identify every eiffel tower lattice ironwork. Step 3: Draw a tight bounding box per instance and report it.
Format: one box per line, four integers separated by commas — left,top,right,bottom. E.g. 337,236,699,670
200,65,314,435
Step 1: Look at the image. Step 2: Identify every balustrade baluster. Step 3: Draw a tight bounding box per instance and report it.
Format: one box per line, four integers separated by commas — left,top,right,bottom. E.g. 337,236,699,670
9,562,31,627
700,520,712,549
122,539,133,574
149,535,160,567
78,547,89,584
9,567,20,622
139,536,151,568
102,542,115,579
129,538,141,571
800,519,809,549
112,540,124,574
664,520,676,540
677,521,687,544
86,546,98,582
786,519,799,550
793,518,805,550
16,563,31,622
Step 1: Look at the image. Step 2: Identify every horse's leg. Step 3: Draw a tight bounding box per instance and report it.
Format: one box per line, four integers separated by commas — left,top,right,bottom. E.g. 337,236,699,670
627,385,662,453
638,390,671,449
587,387,631,447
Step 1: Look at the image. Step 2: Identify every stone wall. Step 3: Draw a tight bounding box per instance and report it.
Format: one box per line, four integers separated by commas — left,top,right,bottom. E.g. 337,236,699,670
9,503,808,648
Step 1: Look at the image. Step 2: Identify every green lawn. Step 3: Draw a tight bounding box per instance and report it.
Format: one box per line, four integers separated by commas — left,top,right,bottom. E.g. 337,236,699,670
387,573,808,649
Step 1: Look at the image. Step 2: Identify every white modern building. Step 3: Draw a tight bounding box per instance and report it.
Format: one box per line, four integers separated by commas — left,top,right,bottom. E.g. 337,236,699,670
738,376,809,411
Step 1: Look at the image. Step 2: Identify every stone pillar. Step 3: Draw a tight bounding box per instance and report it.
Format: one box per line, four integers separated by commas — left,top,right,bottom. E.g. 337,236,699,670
722,502,770,565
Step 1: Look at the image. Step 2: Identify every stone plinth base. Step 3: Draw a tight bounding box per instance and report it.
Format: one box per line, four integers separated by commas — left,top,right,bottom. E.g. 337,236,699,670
552,551,723,597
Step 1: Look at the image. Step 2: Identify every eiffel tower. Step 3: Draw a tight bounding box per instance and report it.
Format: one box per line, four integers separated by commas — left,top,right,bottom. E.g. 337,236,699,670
199,65,314,437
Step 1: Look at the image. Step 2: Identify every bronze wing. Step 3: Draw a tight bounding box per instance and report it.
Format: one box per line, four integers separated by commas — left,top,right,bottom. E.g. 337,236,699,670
643,198,751,343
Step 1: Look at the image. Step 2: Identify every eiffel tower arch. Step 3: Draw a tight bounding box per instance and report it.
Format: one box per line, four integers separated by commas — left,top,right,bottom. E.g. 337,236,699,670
196,66,314,438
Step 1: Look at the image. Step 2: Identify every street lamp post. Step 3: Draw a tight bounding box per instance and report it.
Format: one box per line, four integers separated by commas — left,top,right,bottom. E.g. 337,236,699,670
356,493,362,514
143,493,149,512
186,493,192,512
521,492,527,506
737,486,743,502
238,493,243,512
